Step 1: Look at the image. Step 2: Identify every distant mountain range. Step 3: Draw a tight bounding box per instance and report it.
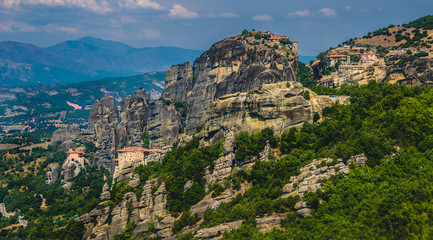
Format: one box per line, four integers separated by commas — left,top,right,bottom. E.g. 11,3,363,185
0,37,202,87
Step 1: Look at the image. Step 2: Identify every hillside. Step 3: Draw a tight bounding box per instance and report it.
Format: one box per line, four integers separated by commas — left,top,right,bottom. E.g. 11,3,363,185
0,37,202,87
348,15,433,51
310,15,433,88
0,72,165,136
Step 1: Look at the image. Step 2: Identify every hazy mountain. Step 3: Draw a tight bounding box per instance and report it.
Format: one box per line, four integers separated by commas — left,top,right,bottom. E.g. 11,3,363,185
0,37,202,87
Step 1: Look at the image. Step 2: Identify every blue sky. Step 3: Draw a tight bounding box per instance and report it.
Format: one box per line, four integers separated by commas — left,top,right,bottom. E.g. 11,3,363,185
0,0,432,56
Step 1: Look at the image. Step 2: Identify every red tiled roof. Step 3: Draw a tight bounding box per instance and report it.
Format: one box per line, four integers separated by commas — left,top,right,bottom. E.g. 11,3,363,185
291,41,298,43
350,52,362,55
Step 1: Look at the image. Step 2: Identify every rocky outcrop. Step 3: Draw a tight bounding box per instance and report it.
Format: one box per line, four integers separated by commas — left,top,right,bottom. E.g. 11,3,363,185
190,187,248,218
45,163,60,184
281,155,366,217
51,125,80,145
61,155,89,185
108,192,140,239
100,183,111,201
116,89,150,147
386,56,433,86
201,81,345,145
256,213,287,232
195,220,243,239
88,96,119,174
162,61,193,101
147,101,181,149
81,178,173,240
186,36,298,134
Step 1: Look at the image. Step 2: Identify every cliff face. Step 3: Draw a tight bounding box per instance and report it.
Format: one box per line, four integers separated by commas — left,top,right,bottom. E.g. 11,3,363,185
88,96,119,173
86,35,299,174
186,37,298,134
202,82,343,145
162,61,193,101
117,89,150,147
385,55,433,86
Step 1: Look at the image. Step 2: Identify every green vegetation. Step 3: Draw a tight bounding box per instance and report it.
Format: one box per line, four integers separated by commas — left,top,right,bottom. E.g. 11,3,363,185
163,137,223,213
143,131,150,149
403,15,433,29
297,62,316,88
234,128,278,162
172,212,200,233
0,134,110,240
174,100,188,119
212,81,433,238
393,51,429,68
303,90,311,100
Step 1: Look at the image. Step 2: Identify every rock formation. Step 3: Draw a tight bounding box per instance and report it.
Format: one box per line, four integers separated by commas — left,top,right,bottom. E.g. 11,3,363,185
51,125,81,152
201,81,346,145
162,61,193,101
88,96,119,174
147,101,181,149
116,89,150,147
45,163,60,184
61,153,90,188
385,55,433,86
186,36,298,134
51,125,80,145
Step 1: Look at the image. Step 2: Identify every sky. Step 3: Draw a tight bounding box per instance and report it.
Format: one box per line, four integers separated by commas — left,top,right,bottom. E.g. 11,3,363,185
0,0,432,56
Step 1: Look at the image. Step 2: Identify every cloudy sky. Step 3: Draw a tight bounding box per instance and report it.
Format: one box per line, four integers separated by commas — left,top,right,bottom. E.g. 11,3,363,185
0,0,432,56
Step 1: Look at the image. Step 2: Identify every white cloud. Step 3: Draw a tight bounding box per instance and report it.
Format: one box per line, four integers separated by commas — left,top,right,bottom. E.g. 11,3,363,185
168,4,199,19
252,14,272,21
0,20,38,32
287,10,311,18
118,0,163,10
206,12,239,18
0,0,20,8
318,8,336,18
140,28,161,40
345,5,352,11
46,25,79,34
0,21,80,34
1,0,112,14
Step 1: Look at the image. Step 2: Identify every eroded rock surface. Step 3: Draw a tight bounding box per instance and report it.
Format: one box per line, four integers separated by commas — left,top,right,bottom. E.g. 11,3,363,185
45,163,60,184
162,61,193,101
186,36,298,134
202,82,344,145
88,96,119,174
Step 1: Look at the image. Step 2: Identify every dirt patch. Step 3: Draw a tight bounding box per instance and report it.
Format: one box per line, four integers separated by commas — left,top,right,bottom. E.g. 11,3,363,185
0,144,19,150
19,142,49,150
